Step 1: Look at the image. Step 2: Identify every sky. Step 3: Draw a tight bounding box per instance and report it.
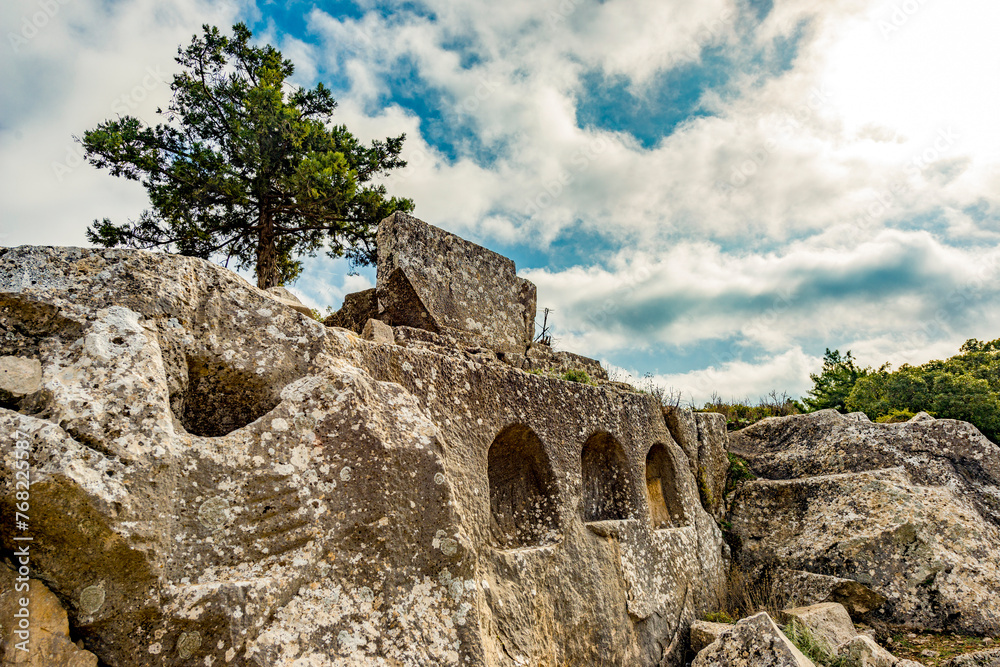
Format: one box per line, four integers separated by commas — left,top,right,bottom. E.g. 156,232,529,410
3,0,1000,404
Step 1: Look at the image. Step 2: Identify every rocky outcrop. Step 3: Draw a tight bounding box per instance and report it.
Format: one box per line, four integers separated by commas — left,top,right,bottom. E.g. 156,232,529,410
943,648,1000,666
689,620,732,653
0,231,727,665
662,407,729,521
732,468,1000,634
730,409,1000,529
691,611,815,667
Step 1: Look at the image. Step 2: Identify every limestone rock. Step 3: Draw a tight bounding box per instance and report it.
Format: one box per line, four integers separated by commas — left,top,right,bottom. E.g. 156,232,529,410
323,287,377,333
691,612,816,667
0,356,41,404
661,408,729,520
376,212,536,353
0,244,726,666
780,602,856,650
771,568,886,618
729,409,1000,530
729,467,1000,634
942,648,1000,666
361,318,394,344
836,635,896,667
690,620,732,654
264,286,314,317
0,562,98,666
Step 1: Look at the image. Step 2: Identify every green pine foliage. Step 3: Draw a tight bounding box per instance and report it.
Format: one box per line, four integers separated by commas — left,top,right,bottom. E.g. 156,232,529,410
80,23,413,289
803,339,1000,442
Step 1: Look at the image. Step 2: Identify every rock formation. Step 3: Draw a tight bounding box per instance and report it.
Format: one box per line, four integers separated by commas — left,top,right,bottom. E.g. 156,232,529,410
0,214,727,666
728,410,1000,635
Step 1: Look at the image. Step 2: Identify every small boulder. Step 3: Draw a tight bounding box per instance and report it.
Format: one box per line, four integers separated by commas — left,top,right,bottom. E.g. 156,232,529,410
942,648,1000,666
690,620,732,654
0,355,42,401
692,612,816,667
771,568,886,618
361,318,395,345
781,602,857,650
836,635,896,667
264,286,314,317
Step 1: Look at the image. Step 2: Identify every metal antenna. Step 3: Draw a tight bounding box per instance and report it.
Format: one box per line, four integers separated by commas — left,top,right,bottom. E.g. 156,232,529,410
534,308,552,346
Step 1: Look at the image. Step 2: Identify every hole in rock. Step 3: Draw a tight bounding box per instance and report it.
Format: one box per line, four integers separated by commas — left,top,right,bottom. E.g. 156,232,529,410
487,424,560,548
175,354,282,437
645,443,687,529
581,432,637,522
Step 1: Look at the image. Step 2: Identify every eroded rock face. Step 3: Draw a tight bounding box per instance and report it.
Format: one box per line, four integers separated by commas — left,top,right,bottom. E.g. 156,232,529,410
730,409,1000,529
0,244,726,666
730,467,1000,634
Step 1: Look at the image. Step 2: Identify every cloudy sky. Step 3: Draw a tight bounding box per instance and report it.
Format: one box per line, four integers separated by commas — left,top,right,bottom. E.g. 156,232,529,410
3,0,1000,403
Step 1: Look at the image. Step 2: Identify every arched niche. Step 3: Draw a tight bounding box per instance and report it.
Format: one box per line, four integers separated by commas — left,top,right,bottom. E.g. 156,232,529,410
487,424,560,548
581,432,637,522
645,443,688,529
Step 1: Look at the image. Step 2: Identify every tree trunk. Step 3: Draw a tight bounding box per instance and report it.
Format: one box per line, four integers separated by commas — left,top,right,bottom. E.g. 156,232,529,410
256,208,278,289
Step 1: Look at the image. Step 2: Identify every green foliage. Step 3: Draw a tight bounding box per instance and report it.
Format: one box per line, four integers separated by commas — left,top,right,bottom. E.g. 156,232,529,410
845,338,1000,442
875,408,917,424
803,349,870,412
702,611,735,624
724,453,756,498
560,369,592,384
80,23,413,289
783,620,849,667
699,391,801,431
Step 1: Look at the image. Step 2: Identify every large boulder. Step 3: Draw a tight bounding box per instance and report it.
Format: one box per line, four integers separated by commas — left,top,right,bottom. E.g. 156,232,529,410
729,467,1000,634
780,602,856,650
730,409,1000,529
661,408,729,521
375,212,537,353
0,244,726,666
770,568,886,618
691,611,815,667
943,648,1000,666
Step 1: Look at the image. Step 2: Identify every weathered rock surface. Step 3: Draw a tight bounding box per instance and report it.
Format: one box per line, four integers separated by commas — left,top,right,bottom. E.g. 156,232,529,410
264,286,314,317
730,409,1000,529
0,240,727,666
323,288,376,333
729,467,1000,634
781,602,856,650
375,212,536,353
691,611,815,667
770,568,886,618
690,620,732,654
943,648,1000,666
728,409,1000,634
662,407,729,521
836,635,898,667
0,562,99,666
0,356,42,406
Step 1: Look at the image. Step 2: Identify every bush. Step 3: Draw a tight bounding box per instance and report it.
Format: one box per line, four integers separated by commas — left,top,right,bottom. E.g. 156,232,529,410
560,369,592,384
875,408,917,423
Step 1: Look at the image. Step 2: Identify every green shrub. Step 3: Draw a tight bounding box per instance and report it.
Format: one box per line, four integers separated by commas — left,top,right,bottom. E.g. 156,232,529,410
560,369,592,384
875,408,917,423
703,611,735,624
724,453,755,498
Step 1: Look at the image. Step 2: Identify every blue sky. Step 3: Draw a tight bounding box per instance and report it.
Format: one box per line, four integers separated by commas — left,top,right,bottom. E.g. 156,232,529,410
3,0,1000,403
